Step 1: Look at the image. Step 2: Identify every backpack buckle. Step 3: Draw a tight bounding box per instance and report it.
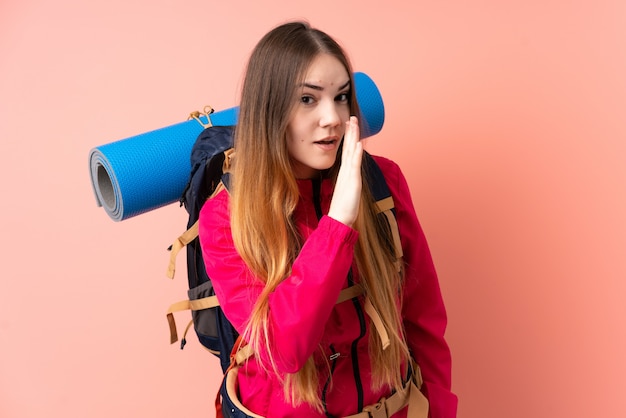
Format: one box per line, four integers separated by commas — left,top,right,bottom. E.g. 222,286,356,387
362,398,388,418
223,148,235,172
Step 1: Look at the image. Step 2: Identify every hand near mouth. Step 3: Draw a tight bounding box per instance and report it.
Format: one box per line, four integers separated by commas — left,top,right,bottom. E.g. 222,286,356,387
328,116,363,227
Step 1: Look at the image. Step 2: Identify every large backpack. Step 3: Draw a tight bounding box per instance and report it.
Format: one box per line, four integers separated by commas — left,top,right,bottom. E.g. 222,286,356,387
165,124,403,373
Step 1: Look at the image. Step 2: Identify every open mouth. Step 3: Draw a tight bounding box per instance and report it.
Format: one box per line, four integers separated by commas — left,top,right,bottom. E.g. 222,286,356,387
313,139,338,151
314,139,337,145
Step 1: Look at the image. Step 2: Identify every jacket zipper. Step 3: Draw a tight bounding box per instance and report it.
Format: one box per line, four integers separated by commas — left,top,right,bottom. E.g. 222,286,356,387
322,344,339,417
313,179,365,413
347,270,366,412
314,179,337,417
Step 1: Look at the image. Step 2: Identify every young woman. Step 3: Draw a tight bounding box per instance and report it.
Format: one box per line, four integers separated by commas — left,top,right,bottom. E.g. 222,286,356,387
199,21,458,418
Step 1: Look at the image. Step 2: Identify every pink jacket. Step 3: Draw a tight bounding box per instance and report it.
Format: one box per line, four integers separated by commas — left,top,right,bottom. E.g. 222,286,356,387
199,155,458,417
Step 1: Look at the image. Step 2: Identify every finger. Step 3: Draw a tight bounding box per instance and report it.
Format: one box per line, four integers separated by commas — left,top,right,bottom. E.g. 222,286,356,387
343,116,361,163
346,116,360,145
349,117,363,165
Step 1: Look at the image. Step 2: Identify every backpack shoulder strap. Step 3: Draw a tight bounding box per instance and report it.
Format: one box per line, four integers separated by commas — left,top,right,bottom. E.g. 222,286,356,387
362,152,404,263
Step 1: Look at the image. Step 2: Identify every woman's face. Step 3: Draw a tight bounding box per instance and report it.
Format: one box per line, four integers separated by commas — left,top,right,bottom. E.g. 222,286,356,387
286,53,351,179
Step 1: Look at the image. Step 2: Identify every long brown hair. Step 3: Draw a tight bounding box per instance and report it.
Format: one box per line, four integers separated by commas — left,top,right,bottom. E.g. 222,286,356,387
230,21,409,409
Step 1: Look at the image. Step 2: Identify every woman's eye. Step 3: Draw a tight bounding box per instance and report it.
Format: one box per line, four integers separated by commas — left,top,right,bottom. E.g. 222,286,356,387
301,96,314,104
336,93,349,102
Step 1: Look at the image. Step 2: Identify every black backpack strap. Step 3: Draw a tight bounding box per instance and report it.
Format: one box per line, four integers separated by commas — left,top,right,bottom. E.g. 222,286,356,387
363,152,404,263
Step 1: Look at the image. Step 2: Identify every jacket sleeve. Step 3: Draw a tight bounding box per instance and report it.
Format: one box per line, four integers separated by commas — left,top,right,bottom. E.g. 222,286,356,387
374,156,458,418
198,190,359,374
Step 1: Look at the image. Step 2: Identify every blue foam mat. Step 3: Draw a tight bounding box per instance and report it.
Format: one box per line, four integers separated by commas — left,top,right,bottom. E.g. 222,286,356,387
89,72,385,221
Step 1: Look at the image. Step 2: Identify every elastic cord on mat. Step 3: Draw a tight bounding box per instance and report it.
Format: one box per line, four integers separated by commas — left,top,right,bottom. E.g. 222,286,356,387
188,105,215,129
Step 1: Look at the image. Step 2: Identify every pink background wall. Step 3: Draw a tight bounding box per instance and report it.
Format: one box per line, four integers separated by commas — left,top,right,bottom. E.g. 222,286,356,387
1,1,625,417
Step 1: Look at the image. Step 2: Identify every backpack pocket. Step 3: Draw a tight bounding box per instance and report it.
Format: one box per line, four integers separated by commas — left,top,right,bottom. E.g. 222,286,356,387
187,281,221,355
187,280,240,372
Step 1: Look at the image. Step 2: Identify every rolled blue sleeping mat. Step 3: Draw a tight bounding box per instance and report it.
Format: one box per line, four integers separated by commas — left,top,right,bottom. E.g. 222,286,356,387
88,72,385,221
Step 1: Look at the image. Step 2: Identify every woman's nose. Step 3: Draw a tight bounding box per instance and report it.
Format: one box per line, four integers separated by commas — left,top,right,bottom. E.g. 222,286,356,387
319,100,341,128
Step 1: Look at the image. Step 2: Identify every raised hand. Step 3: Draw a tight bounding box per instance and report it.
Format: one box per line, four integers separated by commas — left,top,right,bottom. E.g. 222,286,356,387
328,116,363,227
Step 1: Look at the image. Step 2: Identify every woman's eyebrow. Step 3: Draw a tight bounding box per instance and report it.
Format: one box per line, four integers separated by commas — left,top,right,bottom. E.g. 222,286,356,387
301,80,351,91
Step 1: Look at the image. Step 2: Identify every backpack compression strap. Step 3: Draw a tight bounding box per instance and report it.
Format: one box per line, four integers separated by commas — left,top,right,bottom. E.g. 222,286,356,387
165,284,367,346
166,149,233,280
166,294,220,344
165,179,229,279
165,221,199,280
166,283,390,353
